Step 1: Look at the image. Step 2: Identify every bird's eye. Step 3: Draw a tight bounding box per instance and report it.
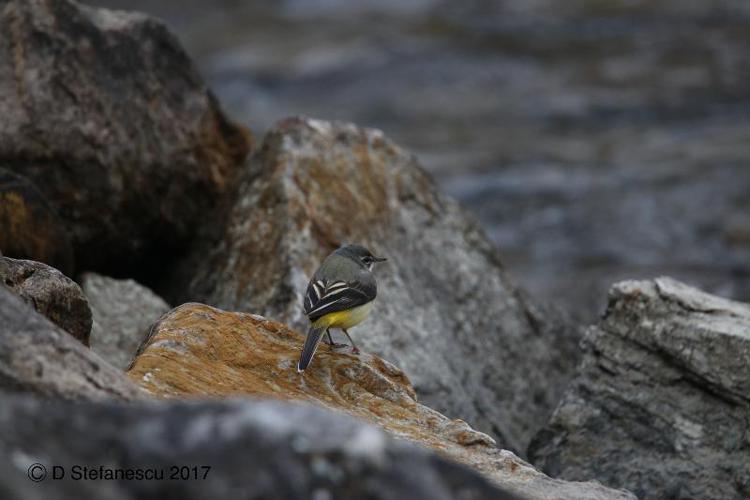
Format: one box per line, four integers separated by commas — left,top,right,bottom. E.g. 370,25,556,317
362,256,372,264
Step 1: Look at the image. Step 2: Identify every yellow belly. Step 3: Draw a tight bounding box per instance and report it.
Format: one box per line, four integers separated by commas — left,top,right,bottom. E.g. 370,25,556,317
312,301,374,329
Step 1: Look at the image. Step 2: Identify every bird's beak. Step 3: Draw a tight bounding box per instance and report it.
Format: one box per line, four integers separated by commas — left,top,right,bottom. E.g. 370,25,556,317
373,256,387,263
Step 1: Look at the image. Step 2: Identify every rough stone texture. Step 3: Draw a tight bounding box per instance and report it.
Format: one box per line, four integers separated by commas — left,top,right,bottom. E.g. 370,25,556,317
128,302,632,500
0,394,521,500
82,272,170,370
528,277,750,500
0,257,90,345
0,0,251,276
0,285,142,400
181,117,580,454
0,168,73,275
92,0,750,320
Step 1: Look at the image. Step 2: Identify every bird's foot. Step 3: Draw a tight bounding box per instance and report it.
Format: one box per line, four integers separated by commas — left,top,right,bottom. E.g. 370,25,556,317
327,342,348,349
351,346,360,355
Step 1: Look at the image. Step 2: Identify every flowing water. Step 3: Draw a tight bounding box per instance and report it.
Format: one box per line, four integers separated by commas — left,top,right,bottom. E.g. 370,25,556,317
89,0,750,319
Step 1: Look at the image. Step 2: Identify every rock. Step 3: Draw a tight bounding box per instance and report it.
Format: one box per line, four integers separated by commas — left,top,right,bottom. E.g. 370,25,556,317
0,168,74,275
528,277,750,500
0,257,90,345
128,302,632,500
0,285,142,400
0,0,251,277
180,117,581,454
0,394,522,500
82,272,170,370
92,0,750,321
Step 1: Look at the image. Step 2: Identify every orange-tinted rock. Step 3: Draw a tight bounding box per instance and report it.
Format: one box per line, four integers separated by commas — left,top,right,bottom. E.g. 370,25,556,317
128,303,632,500
180,117,580,453
0,168,73,275
0,0,251,276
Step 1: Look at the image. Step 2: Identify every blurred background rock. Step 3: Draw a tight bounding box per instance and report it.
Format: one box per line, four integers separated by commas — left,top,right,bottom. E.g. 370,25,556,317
88,0,750,320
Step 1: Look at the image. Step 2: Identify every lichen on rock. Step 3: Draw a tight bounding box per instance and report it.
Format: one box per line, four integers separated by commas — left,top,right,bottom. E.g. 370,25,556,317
0,0,251,277
0,168,74,275
128,302,633,500
178,117,581,454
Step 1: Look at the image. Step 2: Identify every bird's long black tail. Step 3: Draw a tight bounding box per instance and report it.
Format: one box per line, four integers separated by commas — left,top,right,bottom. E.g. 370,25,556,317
297,326,326,373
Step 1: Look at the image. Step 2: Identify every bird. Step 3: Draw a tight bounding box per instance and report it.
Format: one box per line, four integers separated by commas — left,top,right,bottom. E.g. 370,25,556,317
297,244,387,373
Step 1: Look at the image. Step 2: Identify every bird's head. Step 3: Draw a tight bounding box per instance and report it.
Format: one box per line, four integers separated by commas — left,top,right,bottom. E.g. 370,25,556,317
336,244,387,270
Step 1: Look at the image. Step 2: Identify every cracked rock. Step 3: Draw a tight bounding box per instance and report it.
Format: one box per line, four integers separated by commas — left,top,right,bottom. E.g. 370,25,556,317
529,277,750,500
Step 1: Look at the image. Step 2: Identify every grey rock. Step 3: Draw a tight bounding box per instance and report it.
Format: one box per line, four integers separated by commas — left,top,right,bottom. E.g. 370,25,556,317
0,0,250,277
0,452,52,500
0,394,519,500
182,117,581,454
0,167,74,276
528,277,750,500
0,285,142,401
0,257,90,345
81,273,170,370
90,0,750,321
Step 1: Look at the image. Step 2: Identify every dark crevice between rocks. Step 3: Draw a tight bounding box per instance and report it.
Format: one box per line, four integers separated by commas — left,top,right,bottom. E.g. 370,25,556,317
0,160,194,292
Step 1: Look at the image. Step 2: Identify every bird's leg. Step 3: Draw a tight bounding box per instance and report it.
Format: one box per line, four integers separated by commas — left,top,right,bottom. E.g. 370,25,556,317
342,329,360,355
325,329,346,349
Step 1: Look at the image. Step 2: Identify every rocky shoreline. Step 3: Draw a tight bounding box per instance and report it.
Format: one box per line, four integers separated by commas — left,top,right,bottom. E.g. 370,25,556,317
0,1,747,499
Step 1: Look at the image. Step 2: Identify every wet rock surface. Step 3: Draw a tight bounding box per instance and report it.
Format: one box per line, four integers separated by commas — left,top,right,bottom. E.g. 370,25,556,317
528,278,750,500
181,117,580,453
88,0,750,320
0,257,91,345
128,302,632,500
0,0,251,278
0,285,142,400
0,168,74,275
82,272,170,370
0,394,521,500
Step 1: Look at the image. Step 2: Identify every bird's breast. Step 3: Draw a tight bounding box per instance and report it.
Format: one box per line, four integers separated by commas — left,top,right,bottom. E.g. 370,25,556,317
313,301,375,329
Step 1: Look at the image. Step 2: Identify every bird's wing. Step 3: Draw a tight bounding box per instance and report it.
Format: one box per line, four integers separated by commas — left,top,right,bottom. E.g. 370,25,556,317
303,278,375,321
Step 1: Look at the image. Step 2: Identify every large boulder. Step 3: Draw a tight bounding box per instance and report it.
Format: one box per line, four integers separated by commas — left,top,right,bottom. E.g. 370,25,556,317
0,394,518,500
82,272,170,370
180,117,580,453
0,168,73,275
92,0,750,321
128,302,633,500
0,257,90,345
528,278,750,500
0,0,251,276
0,285,142,400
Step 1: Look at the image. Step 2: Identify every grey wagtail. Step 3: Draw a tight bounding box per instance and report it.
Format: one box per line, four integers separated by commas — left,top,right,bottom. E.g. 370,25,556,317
297,244,387,372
